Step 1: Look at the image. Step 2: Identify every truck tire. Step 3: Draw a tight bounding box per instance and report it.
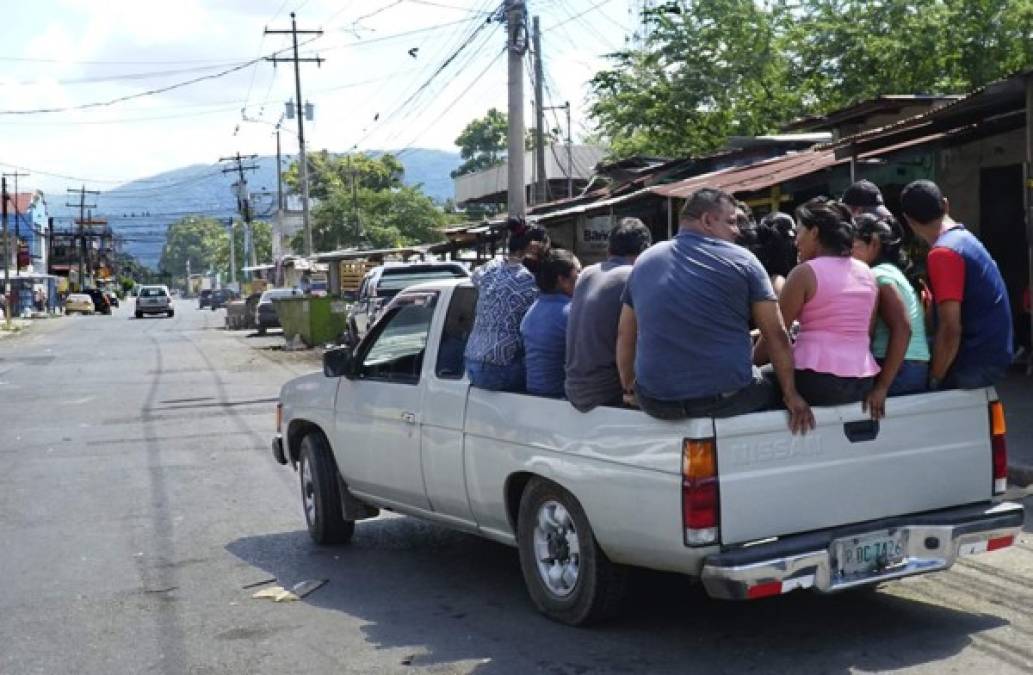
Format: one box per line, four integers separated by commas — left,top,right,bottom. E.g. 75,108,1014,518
167,310,174,318
135,310,143,319
299,432,355,545
516,478,627,626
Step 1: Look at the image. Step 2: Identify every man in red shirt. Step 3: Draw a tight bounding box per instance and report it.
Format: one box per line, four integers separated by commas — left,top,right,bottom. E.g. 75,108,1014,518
900,180,1013,389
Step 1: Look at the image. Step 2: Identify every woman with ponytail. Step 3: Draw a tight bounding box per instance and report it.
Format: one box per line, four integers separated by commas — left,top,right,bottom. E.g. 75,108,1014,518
852,214,930,402
762,197,884,408
463,216,543,391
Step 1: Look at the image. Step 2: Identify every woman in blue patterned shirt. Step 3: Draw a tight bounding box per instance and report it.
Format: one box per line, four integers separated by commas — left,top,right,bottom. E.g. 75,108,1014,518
464,217,545,391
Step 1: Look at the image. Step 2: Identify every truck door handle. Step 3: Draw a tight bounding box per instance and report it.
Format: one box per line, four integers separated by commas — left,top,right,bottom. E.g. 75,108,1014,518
844,419,879,443
401,412,417,425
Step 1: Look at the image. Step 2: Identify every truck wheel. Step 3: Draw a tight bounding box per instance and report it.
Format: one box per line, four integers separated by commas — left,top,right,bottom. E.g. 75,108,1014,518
299,433,355,545
135,311,142,319
517,478,627,626
167,310,174,318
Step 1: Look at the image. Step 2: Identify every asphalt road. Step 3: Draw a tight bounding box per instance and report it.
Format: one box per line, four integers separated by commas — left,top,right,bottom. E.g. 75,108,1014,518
1,299,1032,675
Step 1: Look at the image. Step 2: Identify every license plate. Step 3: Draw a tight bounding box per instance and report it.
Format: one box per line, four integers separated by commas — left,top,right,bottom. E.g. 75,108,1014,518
833,530,906,577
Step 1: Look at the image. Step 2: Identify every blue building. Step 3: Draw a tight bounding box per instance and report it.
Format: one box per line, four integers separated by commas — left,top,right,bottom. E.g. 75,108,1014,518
7,191,50,274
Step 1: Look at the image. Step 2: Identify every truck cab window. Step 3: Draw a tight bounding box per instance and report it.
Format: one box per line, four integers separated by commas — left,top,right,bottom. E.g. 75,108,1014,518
436,286,477,379
358,292,438,384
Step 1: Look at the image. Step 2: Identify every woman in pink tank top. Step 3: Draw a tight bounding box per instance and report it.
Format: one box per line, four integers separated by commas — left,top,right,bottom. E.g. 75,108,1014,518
780,197,880,406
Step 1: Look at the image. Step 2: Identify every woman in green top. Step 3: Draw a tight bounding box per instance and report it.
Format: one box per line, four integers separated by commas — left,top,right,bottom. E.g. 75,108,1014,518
852,214,930,404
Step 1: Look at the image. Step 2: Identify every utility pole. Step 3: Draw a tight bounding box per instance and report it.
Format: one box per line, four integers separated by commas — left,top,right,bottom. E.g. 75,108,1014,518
265,13,323,257
219,153,258,282
3,171,29,274
506,0,527,218
66,185,99,292
546,101,573,198
226,218,237,285
531,16,547,206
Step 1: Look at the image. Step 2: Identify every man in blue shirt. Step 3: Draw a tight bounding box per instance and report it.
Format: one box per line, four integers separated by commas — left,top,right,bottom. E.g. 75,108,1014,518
521,250,581,396
618,188,813,433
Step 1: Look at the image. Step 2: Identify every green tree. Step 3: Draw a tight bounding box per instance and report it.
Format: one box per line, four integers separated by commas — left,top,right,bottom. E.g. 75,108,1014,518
293,185,448,252
158,216,225,278
451,108,508,177
589,0,802,158
284,151,404,200
588,0,1033,159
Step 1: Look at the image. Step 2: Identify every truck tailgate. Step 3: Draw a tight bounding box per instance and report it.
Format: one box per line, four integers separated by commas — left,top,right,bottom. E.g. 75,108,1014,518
715,389,992,545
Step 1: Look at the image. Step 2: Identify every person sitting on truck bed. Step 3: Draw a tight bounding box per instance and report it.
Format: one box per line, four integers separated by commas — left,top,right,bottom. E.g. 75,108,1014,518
852,214,929,411
740,211,798,298
618,187,814,433
900,179,1014,389
521,249,581,397
758,197,883,407
464,217,542,392
565,218,652,412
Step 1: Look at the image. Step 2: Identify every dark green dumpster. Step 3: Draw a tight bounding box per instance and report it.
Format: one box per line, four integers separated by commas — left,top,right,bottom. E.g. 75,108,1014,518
274,296,350,347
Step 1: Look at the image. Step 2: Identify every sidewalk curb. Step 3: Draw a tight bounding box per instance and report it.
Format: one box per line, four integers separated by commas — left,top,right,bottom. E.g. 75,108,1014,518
1009,464,1033,487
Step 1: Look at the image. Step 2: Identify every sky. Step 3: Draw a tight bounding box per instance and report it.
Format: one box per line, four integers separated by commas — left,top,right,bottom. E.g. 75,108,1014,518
1,0,639,195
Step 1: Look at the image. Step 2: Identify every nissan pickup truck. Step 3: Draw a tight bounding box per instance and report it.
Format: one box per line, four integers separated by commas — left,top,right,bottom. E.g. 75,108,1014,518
271,279,1024,626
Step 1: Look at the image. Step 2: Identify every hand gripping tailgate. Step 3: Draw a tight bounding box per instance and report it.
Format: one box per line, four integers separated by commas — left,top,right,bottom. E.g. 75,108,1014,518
715,389,992,545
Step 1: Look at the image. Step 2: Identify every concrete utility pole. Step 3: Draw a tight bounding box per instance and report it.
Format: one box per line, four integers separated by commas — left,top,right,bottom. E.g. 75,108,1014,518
506,0,528,218
3,171,28,274
66,185,99,292
531,16,547,206
546,101,573,198
265,13,323,257
226,218,237,285
219,153,258,282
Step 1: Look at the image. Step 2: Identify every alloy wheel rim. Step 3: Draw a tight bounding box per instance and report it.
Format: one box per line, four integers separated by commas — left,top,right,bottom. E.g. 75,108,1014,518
301,458,316,526
532,500,581,597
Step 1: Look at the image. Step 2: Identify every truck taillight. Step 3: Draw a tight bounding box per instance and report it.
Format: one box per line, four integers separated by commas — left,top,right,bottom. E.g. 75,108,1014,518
989,401,1007,495
276,402,283,434
683,438,719,546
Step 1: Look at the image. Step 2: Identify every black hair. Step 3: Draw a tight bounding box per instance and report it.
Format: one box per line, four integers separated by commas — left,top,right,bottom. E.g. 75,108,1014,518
506,216,549,255
900,179,946,224
854,214,923,294
841,179,885,209
608,217,652,257
795,196,855,256
680,187,736,221
735,200,755,230
535,248,578,293
752,211,798,277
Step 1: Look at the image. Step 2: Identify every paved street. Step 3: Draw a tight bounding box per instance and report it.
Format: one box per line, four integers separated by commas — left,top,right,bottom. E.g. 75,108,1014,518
1,300,1032,675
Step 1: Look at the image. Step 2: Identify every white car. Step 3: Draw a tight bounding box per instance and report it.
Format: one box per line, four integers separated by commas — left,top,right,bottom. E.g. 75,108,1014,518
135,285,173,318
272,279,1024,625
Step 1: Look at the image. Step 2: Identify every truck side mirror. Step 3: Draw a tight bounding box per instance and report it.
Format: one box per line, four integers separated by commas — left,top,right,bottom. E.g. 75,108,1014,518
323,346,356,379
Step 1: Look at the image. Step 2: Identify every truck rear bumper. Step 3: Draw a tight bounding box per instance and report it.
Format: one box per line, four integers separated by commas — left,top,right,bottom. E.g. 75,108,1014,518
701,501,1024,600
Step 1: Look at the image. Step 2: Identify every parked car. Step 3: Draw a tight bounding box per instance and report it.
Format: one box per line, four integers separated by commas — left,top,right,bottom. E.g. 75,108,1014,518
210,288,238,311
255,288,303,335
198,289,213,309
82,288,112,315
64,293,95,315
346,262,469,344
135,285,174,318
272,279,1024,626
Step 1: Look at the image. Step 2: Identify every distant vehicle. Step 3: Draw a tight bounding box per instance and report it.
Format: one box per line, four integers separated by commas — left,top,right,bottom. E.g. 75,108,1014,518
210,288,238,311
136,285,174,319
198,289,214,309
346,262,469,343
105,290,120,308
82,288,112,315
255,288,303,335
64,293,95,315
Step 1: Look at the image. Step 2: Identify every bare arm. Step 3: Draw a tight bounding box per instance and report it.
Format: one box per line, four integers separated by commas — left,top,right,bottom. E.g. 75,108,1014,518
930,300,962,382
752,299,815,434
755,266,812,366
617,304,637,393
865,285,911,419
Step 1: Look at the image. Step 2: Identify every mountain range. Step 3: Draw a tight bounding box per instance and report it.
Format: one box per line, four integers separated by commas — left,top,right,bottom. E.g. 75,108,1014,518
50,149,461,268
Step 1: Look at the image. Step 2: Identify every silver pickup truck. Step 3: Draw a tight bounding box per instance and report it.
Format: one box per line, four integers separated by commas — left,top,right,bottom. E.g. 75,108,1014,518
272,279,1024,625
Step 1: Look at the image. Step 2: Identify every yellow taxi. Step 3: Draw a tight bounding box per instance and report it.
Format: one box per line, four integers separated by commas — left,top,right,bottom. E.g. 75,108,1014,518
64,293,96,315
